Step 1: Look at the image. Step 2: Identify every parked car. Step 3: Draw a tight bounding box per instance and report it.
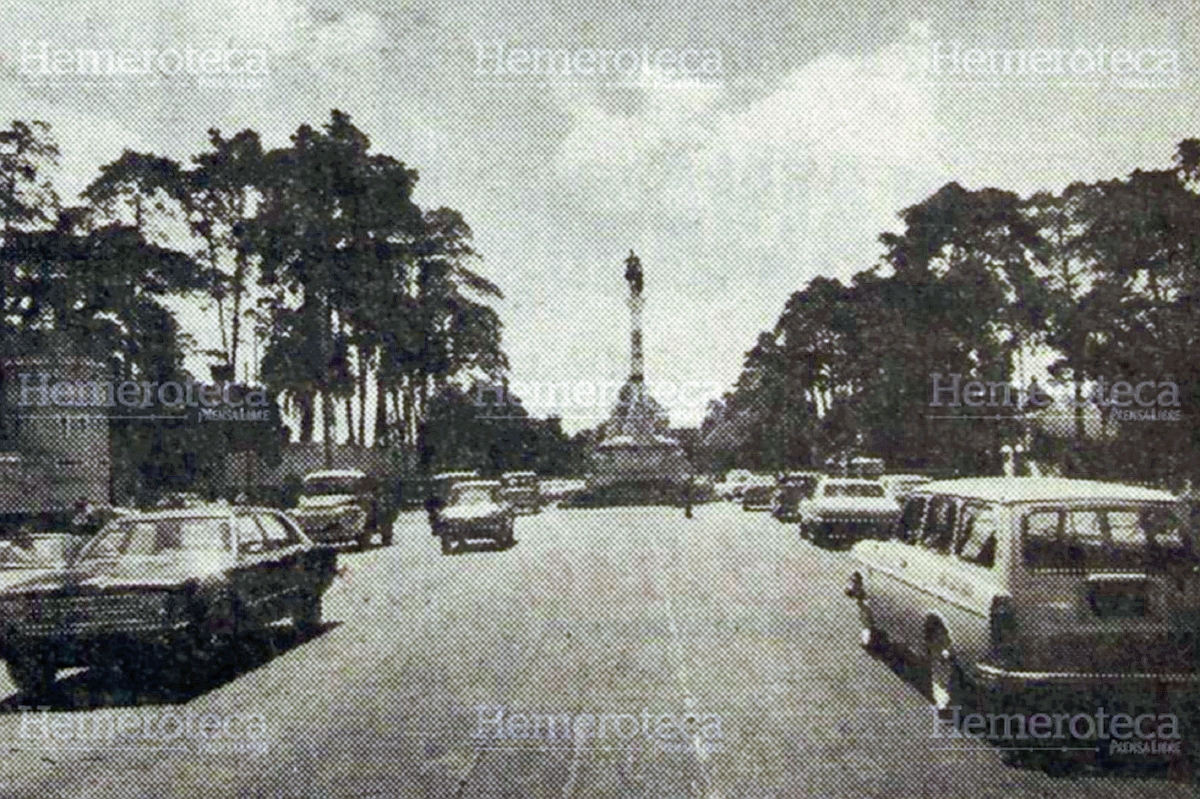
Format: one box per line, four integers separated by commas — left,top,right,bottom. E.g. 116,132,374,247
798,477,900,547
845,477,1200,717
878,474,932,503
291,469,392,549
432,480,514,554
539,478,587,504
500,471,542,515
742,484,777,511
715,469,755,500
773,471,823,522
0,506,337,697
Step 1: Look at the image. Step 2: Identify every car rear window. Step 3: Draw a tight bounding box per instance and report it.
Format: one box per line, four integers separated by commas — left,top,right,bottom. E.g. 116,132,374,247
823,483,885,498
1021,505,1192,572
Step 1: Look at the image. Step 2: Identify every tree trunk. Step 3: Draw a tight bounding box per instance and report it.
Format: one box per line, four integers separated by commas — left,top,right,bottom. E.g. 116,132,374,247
298,393,314,444
374,368,388,448
345,396,355,446
358,345,368,446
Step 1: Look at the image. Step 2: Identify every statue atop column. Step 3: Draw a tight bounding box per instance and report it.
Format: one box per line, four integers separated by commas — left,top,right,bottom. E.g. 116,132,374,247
624,250,643,296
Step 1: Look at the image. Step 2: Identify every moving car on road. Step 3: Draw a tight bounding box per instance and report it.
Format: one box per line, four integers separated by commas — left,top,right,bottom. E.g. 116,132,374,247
292,469,392,549
0,506,337,698
432,480,514,554
845,477,1200,717
500,471,542,515
798,477,900,547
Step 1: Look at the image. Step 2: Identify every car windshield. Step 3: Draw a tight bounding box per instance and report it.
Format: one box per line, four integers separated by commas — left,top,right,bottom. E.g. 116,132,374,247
453,486,497,505
1022,504,1193,571
304,477,363,496
78,517,233,561
824,483,885,498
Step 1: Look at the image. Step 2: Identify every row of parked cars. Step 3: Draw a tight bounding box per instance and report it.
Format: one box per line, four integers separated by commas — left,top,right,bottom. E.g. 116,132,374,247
730,467,934,548
0,468,553,698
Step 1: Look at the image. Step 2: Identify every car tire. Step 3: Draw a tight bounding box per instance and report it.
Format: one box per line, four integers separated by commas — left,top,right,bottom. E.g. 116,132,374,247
357,528,372,551
296,591,323,638
8,649,57,699
440,536,454,555
381,526,394,547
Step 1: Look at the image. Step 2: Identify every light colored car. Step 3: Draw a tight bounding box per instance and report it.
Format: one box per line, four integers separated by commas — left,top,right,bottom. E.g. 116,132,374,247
434,480,514,554
845,477,1200,716
539,478,587,503
878,474,933,503
741,484,777,511
798,477,900,547
715,469,755,500
500,471,542,515
292,469,390,549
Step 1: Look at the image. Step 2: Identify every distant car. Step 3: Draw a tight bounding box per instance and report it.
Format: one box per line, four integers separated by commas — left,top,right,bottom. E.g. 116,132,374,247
539,478,587,504
878,474,932,503
428,471,482,533
433,480,514,554
742,484,777,511
798,477,900,547
773,471,823,522
716,469,755,500
500,471,542,515
152,492,212,510
292,469,392,549
0,506,337,698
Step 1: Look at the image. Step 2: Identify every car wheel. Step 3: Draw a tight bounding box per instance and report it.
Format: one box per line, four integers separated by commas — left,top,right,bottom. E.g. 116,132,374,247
296,591,323,638
440,536,453,555
926,625,964,715
357,528,372,551
381,527,394,546
8,649,57,698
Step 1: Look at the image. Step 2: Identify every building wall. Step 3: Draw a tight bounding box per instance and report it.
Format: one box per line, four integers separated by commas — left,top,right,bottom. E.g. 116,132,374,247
0,343,112,512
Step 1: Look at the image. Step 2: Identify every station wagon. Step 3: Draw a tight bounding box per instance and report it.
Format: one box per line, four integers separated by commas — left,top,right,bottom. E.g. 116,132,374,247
845,477,1200,713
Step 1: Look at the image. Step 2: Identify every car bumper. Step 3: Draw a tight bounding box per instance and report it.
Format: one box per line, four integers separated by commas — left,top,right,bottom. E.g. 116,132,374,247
974,661,1200,689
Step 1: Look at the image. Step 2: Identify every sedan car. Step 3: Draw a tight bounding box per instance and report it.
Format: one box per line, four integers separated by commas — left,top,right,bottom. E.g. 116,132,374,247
500,471,542,515
742,484,778,511
798,478,900,547
0,507,337,698
433,480,514,554
878,474,932,503
292,469,392,549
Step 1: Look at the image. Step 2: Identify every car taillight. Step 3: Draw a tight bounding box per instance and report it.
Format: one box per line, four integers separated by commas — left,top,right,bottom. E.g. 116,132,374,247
989,595,1020,666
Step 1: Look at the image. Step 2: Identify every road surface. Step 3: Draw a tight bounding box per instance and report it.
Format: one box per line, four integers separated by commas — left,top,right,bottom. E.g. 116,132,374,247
0,503,1190,797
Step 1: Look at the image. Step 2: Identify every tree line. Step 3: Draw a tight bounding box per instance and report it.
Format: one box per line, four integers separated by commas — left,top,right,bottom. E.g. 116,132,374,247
0,112,576,493
700,140,1200,490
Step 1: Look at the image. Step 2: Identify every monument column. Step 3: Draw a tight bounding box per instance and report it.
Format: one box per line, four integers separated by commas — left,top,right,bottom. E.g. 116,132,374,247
624,250,645,382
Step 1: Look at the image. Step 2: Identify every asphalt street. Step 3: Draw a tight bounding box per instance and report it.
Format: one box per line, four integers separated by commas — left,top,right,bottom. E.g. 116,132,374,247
0,503,1190,798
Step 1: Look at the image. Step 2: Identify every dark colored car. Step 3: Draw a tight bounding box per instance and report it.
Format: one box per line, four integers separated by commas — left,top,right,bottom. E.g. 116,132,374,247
0,507,337,698
433,480,514,554
773,471,823,522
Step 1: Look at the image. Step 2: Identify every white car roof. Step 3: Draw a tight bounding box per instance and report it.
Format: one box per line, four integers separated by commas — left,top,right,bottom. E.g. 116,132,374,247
914,477,1176,504
304,469,367,481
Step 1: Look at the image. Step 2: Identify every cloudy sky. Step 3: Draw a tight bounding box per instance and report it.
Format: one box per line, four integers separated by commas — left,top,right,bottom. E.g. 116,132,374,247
1,0,1196,432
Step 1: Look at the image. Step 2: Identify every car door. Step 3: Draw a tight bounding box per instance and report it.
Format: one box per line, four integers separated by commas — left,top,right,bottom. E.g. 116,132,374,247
866,494,927,643
230,513,275,630
255,513,314,620
893,494,957,647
